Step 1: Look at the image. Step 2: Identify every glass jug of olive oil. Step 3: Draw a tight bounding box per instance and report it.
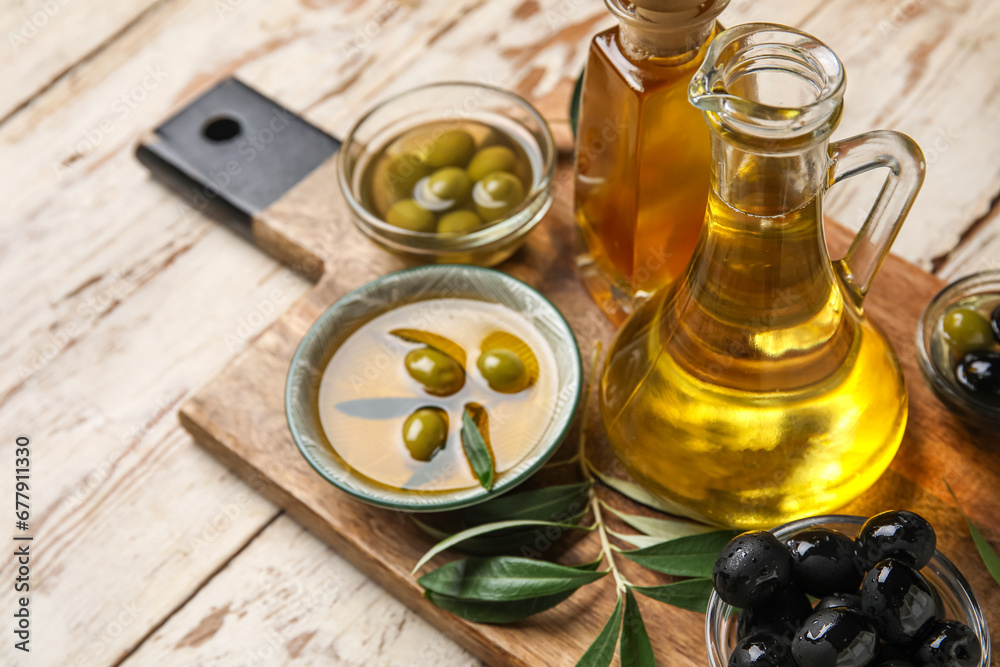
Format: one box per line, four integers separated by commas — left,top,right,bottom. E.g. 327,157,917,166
574,0,729,324
600,24,926,529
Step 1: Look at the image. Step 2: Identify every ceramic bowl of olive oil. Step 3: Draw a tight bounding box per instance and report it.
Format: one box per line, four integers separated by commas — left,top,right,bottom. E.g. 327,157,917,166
286,265,582,511
337,82,556,266
917,270,1000,424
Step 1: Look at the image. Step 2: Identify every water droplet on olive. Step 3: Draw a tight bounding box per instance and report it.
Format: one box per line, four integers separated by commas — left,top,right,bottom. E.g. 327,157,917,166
713,531,793,608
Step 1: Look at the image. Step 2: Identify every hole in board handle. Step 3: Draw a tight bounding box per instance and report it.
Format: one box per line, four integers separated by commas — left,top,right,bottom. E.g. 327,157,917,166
202,116,242,142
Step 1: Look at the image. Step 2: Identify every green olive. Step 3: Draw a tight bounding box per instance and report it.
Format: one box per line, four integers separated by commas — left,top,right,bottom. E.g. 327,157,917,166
405,347,465,395
425,129,476,168
383,152,431,200
942,307,994,356
473,171,526,222
476,348,529,393
437,210,482,235
467,146,517,182
402,408,449,461
386,199,436,233
427,167,473,203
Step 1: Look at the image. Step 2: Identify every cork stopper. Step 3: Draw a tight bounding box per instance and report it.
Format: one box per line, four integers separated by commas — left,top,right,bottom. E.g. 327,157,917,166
631,0,707,12
606,0,729,59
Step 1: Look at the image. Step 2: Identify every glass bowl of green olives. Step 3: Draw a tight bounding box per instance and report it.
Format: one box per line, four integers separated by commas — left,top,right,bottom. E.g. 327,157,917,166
338,83,556,266
706,514,990,667
285,264,582,512
917,270,1000,424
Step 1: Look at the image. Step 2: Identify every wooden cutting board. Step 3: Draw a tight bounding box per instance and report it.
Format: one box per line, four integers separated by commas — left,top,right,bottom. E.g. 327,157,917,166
176,118,1000,665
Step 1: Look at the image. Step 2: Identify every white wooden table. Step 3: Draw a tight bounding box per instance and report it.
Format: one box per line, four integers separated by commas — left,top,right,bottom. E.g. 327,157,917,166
1,0,998,664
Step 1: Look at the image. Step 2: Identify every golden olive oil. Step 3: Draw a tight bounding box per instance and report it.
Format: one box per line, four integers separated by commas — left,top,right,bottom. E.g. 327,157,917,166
316,299,557,492
600,190,908,528
575,25,720,318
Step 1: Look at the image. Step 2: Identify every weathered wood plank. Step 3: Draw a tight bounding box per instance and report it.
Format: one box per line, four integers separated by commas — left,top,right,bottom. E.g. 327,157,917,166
0,0,166,121
121,515,479,667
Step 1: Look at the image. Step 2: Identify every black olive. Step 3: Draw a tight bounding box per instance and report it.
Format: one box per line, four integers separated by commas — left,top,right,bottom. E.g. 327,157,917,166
875,642,916,666
956,350,1000,396
737,589,813,645
814,593,862,612
786,528,863,597
855,510,937,570
991,303,1000,343
791,608,879,667
860,559,940,644
911,621,982,667
714,531,794,608
728,633,797,667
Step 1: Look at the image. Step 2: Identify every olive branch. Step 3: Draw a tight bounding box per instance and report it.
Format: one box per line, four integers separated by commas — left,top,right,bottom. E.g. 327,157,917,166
410,344,736,666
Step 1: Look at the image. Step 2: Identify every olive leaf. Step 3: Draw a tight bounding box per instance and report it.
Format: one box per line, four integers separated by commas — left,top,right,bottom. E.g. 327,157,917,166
425,588,577,624
390,328,467,368
462,405,494,490
411,518,591,573
589,464,703,521
601,501,714,540
631,578,716,613
418,556,607,601
620,530,738,578
464,482,591,525
620,589,656,667
575,594,623,667
424,560,602,624
607,530,674,550
946,481,1000,587
412,482,590,557
479,330,539,387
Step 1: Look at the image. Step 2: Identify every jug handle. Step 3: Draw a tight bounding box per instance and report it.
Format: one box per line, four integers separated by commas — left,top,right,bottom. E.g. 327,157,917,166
828,130,926,304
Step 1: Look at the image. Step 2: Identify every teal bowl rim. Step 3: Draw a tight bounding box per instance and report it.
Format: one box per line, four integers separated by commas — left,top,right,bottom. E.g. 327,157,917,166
284,264,584,512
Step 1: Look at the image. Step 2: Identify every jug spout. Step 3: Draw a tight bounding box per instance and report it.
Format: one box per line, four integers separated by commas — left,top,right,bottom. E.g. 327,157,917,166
688,23,845,145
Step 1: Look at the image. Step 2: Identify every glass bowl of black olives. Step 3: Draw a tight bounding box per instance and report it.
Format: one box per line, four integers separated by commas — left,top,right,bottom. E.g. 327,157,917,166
917,270,1000,424
706,512,990,667
338,82,556,267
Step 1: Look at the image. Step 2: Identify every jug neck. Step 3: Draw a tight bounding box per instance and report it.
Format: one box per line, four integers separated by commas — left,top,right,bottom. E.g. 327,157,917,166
708,131,833,216
689,23,846,214
607,0,729,62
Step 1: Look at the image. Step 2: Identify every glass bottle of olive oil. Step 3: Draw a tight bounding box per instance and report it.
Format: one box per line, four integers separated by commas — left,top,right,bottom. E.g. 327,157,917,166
601,24,926,528
574,0,729,323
